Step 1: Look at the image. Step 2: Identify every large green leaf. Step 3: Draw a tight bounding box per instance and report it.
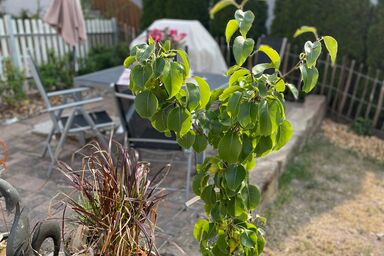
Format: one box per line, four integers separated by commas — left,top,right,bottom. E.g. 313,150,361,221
161,62,184,98
286,83,299,100
153,58,167,77
131,64,152,91
239,134,254,163
255,136,273,157
123,56,135,68
151,109,168,132
186,83,200,111
227,196,245,217
258,45,280,69
233,36,254,66
193,76,211,109
304,41,322,68
275,120,293,151
227,91,242,118
275,79,286,92
218,132,242,163
134,91,158,118
138,44,154,62
258,100,272,136
201,185,217,204
193,219,209,242
192,172,209,196
193,134,208,153
210,0,235,18
323,36,338,66
229,69,250,87
225,19,239,45
176,49,190,77
219,85,241,101
240,230,257,248
238,102,253,128
300,65,319,93
294,26,318,38
252,63,273,76
167,107,191,137
177,131,195,149
234,10,255,37
225,164,246,191
241,184,261,210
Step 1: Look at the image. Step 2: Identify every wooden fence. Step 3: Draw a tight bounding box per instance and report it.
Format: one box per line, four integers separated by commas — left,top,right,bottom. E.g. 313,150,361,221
214,37,384,136
0,15,118,79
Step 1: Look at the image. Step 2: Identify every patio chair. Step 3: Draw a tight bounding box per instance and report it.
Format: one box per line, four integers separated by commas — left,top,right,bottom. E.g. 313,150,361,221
27,54,114,176
114,84,194,201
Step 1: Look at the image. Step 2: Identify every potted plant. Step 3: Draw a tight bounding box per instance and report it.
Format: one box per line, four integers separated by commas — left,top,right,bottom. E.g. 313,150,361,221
123,0,338,254
59,141,171,256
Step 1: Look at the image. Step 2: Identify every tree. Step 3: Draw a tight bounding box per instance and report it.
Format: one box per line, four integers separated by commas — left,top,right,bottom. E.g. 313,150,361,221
367,0,384,70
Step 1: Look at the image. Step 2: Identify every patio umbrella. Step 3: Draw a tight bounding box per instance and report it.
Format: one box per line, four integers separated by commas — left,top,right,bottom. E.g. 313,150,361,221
44,0,87,70
44,0,87,47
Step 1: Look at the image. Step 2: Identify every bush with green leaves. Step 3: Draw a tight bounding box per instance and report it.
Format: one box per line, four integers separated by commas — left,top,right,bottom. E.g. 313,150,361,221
124,0,338,254
352,117,373,136
77,43,130,75
272,0,368,62
140,0,210,30
38,50,74,91
0,58,26,106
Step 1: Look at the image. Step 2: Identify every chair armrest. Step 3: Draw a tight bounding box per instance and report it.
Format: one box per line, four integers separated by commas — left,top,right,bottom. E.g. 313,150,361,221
46,87,89,97
43,97,103,112
115,92,136,100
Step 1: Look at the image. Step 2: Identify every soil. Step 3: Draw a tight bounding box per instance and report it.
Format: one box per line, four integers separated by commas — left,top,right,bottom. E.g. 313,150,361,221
263,130,384,255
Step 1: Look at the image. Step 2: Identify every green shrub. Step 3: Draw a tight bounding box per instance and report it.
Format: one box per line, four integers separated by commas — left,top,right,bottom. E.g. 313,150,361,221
352,117,373,136
0,59,26,106
38,50,74,91
209,0,267,39
78,43,130,75
272,0,371,62
141,0,210,29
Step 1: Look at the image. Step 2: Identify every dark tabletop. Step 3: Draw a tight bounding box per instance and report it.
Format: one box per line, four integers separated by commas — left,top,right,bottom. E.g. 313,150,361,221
74,66,229,90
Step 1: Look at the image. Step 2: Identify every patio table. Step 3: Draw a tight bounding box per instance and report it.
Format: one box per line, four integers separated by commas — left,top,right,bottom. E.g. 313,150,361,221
74,65,229,91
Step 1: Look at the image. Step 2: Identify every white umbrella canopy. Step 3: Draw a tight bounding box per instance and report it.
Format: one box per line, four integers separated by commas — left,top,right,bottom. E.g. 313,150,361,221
130,19,228,74
44,0,87,47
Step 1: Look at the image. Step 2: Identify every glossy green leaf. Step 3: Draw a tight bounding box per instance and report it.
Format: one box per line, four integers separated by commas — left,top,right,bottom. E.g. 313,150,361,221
138,44,154,62
233,36,255,66
225,19,239,45
123,56,135,68
193,219,209,242
258,100,272,136
219,85,241,101
238,102,253,128
167,107,191,137
240,230,257,248
239,134,254,163
257,236,266,254
252,63,273,76
255,136,273,157
194,76,211,109
323,36,338,66
227,91,242,118
176,49,190,77
210,0,235,18
304,41,322,68
235,10,255,37
193,134,208,153
228,196,245,217
275,120,293,151
151,109,168,132
258,45,280,69
275,79,286,92
201,185,216,204
134,91,158,118
294,26,318,38
300,65,319,93
186,83,200,111
218,132,242,163
242,184,261,210
225,164,246,191
131,64,152,91
161,62,184,98
286,83,299,100
229,69,250,86
177,131,196,149
226,65,241,75
192,172,209,196
153,58,167,77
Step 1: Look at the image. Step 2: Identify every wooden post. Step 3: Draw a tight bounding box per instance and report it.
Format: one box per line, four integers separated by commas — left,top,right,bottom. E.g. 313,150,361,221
346,63,364,118
326,56,338,105
320,54,330,95
331,56,348,112
356,70,380,120
337,60,356,118
365,71,382,118
373,84,384,127
282,43,291,75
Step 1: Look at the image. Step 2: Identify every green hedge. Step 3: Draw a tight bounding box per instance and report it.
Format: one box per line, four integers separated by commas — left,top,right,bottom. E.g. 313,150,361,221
209,0,267,39
367,1,384,71
141,0,210,29
272,0,371,62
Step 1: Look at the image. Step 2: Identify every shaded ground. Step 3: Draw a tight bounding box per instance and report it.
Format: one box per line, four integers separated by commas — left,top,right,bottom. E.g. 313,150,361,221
264,133,384,256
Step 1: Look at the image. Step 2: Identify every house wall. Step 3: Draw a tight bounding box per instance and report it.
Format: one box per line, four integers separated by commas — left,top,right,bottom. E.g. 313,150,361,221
1,0,52,16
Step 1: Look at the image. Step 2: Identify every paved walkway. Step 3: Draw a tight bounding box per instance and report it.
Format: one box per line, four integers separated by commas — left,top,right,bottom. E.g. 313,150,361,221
0,95,325,255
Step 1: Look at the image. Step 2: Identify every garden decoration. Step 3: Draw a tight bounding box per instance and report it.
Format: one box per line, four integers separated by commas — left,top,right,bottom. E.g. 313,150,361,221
60,141,170,256
0,179,61,256
124,0,338,254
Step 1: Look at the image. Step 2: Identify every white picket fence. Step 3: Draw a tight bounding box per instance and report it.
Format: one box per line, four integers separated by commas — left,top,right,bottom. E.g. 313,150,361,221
0,15,118,79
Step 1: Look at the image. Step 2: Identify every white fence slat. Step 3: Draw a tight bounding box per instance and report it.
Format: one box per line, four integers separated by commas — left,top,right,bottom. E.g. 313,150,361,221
37,19,48,62
16,19,28,70
48,25,59,57
0,18,9,60
24,19,34,59
31,19,42,64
